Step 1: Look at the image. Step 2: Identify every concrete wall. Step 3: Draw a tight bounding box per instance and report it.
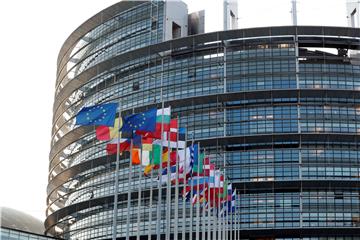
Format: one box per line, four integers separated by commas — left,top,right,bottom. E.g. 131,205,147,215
346,0,360,28
188,10,205,35
223,0,238,30
164,1,188,41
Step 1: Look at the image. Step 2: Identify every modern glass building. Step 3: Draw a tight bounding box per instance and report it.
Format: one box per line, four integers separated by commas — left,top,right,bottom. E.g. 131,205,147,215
46,1,360,239
0,207,59,240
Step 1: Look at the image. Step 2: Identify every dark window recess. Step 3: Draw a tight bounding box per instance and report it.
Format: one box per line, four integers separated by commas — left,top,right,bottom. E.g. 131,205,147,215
133,82,140,91
188,69,196,78
151,20,157,30
334,192,343,199
172,22,181,39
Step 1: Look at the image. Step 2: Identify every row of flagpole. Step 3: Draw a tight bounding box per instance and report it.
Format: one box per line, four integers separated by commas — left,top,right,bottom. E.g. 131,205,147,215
75,102,241,239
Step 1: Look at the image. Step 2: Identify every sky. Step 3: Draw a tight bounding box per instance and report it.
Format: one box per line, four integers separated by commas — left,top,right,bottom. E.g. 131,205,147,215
0,0,348,221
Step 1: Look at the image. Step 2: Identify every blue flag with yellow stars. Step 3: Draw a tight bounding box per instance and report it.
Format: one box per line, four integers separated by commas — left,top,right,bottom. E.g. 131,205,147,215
75,103,118,126
121,108,157,134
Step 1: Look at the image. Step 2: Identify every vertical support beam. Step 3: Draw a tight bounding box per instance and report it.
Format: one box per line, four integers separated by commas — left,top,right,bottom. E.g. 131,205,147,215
112,102,122,240
223,42,227,138
291,0,298,26
223,0,229,30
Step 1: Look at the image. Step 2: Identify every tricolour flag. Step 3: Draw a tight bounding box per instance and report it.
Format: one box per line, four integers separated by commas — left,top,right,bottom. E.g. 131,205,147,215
143,146,177,176
76,102,118,126
136,107,171,138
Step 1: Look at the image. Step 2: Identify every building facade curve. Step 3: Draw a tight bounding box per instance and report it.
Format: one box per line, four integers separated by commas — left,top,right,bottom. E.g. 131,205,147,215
47,1,360,239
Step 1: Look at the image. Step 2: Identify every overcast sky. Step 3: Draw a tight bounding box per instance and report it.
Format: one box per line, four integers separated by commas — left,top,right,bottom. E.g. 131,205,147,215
0,0,348,221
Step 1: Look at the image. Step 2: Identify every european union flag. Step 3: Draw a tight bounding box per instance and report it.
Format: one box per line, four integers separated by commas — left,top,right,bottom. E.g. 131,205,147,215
121,108,157,134
75,103,118,126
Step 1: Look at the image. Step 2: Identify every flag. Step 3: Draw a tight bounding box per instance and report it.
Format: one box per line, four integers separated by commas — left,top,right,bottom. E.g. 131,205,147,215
159,166,177,184
220,180,228,200
106,135,142,154
121,108,157,134
138,118,186,149
143,145,177,176
178,148,192,183
190,144,198,174
106,138,131,154
207,164,215,185
178,146,195,182
142,150,150,166
136,107,171,138
132,148,141,165
155,107,171,132
183,185,206,201
210,170,222,188
76,102,118,126
96,117,122,140
195,157,211,176
168,119,180,141
191,187,207,206
229,189,236,213
151,144,162,165
193,151,204,174
142,137,153,151
227,183,232,202
187,176,209,186
162,124,186,149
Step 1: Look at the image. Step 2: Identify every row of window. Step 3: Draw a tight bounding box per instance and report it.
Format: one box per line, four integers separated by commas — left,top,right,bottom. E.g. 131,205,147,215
0,228,53,240
57,2,164,96
52,190,360,238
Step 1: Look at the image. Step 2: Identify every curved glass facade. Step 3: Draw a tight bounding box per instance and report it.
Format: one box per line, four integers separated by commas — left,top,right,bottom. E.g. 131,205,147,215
47,2,360,239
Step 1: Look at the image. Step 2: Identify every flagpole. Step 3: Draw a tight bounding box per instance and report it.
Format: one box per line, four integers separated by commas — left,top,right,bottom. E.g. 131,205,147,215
226,183,229,240
221,179,227,239
174,116,180,240
225,183,228,240
202,149,207,240
201,155,205,240
112,105,122,240
201,195,206,240
235,191,238,240
234,191,236,240
233,189,236,240
165,108,172,239
222,149,227,240
156,58,164,240
212,169,217,240
217,170,222,240
181,125,188,240
148,149,154,240
230,188,233,240
220,191,223,240
195,142,200,240
189,140,194,240
207,152,211,240
238,192,240,240
125,134,134,240
235,189,238,240
136,143,143,240
221,191,223,240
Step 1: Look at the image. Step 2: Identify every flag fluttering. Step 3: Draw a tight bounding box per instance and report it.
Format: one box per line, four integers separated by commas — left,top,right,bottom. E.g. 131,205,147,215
76,102,118,126
91,105,238,235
